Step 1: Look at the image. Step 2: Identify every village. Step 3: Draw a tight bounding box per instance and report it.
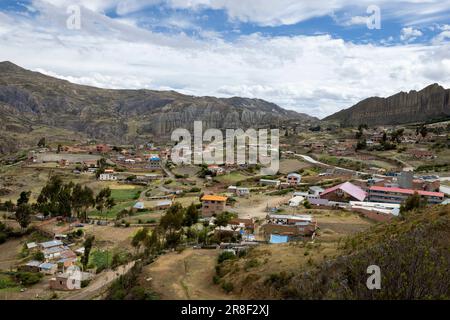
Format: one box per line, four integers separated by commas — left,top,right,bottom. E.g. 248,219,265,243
0,121,449,299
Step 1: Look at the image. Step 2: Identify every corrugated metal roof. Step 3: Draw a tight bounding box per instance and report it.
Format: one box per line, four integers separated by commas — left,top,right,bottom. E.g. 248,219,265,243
321,182,367,201
201,195,228,202
369,186,444,197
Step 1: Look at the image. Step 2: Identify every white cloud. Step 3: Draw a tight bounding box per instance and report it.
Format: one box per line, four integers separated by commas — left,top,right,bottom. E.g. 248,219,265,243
36,0,450,27
400,27,423,42
0,1,449,119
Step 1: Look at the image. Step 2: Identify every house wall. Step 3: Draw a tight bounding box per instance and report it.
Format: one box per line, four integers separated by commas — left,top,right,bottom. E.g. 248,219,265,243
201,200,226,217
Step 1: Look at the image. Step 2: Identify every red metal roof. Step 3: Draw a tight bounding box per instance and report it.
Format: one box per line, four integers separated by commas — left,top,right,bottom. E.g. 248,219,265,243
369,186,444,197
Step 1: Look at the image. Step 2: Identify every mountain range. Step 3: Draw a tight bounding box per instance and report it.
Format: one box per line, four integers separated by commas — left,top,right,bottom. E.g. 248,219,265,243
0,61,317,153
1,61,450,154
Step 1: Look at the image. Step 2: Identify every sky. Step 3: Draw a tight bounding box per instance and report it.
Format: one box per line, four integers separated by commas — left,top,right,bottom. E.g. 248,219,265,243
0,1,449,118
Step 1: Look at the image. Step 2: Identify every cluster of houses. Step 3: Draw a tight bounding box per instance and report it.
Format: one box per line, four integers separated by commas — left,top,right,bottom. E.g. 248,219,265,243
20,238,92,291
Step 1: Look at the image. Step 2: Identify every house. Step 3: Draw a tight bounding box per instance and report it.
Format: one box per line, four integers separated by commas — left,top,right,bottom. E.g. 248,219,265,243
350,201,400,216
99,173,117,181
39,262,58,275
96,144,111,153
286,173,302,185
83,160,98,168
408,149,435,160
228,186,249,197
288,196,305,207
43,246,71,260
58,159,70,167
259,179,281,187
236,187,250,197
228,218,256,232
155,200,172,210
49,266,93,291
19,260,41,273
309,186,324,196
200,194,228,217
320,182,367,202
262,214,317,242
39,240,63,250
208,165,225,175
26,242,38,251
368,186,444,204
148,155,161,169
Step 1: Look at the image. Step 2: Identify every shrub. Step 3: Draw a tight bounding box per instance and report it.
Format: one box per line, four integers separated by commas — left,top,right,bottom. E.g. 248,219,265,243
244,258,259,270
0,232,6,244
212,275,221,284
32,251,45,261
221,281,234,293
14,272,43,286
218,251,235,263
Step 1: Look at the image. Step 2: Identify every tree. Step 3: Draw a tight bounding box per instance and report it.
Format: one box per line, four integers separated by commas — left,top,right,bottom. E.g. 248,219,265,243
36,175,64,217
131,227,149,253
391,128,404,143
17,191,31,206
159,203,185,248
214,212,236,228
400,192,427,215
72,184,95,222
57,144,62,154
15,204,32,230
95,187,115,218
3,200,14,213
37,137,46,148
183,203,199,227
420,125,428,138
82,235,95,270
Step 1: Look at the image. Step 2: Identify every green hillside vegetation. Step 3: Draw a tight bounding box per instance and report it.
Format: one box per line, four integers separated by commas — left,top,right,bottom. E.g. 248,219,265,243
218,205,450,299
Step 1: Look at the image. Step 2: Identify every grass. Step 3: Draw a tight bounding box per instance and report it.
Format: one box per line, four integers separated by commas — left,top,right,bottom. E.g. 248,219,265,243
110,188,141,201
88,200,135,219
88,249,113,271
215,172,249,184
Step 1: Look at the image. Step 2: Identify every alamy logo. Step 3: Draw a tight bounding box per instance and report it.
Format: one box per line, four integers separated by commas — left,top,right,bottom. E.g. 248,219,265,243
171,121,279,175
66,5,81,30
366,265,381,290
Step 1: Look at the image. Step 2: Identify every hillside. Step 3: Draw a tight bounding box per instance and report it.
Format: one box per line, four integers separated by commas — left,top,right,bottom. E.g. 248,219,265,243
217,205,450,299
0,61,317,153
324,83,450,126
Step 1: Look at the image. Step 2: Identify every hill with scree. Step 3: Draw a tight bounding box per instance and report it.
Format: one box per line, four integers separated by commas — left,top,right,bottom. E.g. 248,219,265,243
324,83,450,126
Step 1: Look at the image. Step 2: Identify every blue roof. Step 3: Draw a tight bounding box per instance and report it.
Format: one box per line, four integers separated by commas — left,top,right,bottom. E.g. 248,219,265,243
39,262,56,269
269,234,289,244
149,156,160,161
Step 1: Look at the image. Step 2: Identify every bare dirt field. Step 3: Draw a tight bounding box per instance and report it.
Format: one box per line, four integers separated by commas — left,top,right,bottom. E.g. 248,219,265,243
233,194,291,219
83,225,140,249
141,248,235,300
0,237,23,270
278,158,311,174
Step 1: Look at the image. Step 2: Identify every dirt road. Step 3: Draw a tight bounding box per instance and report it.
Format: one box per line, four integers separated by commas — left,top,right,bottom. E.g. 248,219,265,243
143,249,235,300
64,261,135,300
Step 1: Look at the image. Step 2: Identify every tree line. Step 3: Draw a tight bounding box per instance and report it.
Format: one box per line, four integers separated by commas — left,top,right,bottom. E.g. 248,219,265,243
10,175,116,230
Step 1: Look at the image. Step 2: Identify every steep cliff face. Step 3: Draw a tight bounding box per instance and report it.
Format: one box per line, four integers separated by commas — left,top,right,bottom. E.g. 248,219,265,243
324,84,450,126
0,61,317,147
